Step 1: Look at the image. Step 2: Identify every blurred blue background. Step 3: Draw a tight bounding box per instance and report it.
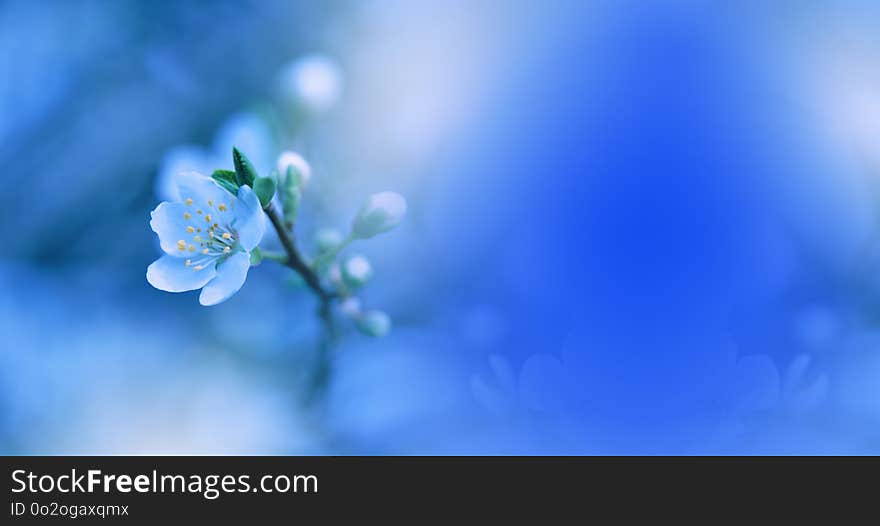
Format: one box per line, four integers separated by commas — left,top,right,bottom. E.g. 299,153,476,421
4,0,880,454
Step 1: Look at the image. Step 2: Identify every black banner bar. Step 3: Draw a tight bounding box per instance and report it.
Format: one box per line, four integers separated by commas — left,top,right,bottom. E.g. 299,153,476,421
1,457,873,522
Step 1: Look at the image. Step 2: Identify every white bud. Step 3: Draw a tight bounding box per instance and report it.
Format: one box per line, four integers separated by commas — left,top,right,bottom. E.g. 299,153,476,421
277,151,312,188
342,254,373,288
339,297,362,318
314,228,343,253
279,54,343,113
357,310,391,337
351,192,407,239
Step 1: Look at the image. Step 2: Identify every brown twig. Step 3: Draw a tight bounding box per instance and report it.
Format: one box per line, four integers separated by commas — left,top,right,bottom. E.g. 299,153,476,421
263,204,337,403
264,204,332,300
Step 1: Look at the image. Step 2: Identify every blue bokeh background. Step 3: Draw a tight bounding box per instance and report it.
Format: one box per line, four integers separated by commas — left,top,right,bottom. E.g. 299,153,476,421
4,0,880,453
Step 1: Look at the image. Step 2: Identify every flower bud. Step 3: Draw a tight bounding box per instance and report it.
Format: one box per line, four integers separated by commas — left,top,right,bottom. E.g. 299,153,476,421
351,192,407,239
357,310,391,337
314,228,343,253
339,297,362,318
341,255,373,288
276,151,312,188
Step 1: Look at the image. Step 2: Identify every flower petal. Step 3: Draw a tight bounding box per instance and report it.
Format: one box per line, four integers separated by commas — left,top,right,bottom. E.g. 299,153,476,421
175,171,232,212
150,202,199,257
233,185,266,251
147,254,216,293
198,251,251,306
155,146,217,202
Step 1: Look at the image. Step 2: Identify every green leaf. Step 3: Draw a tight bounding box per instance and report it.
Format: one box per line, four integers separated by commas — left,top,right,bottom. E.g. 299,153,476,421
253,176,276,208
232,147,258,187
211,169,239,195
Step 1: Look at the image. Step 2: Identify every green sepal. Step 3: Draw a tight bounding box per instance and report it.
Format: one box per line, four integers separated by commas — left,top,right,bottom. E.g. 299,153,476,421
249,247,263,265
211,169,239,195
282,165,302,224
254,176,277,208
232,147,258,187
285,164,303,188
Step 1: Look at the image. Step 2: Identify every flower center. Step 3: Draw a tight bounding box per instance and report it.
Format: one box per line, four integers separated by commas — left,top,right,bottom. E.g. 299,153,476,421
178,196,239,270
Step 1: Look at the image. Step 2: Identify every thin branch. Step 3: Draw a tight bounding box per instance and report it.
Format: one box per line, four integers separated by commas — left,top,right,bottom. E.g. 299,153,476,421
263,203,337,404
264,204,332,301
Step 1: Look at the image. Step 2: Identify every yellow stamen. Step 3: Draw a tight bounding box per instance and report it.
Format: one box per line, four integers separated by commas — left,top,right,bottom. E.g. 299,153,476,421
222,232,232,239
202,248,209,255
188,244,195,252
193,236,202,242
185,259,191,267
176,240,186,251
193,265,203,271
204,214,212,222
218,204,227,212
183,213,191,219
197,209,203,215
208,200,213,207
185,198,193,205
186,226,194,233
223,246,231,253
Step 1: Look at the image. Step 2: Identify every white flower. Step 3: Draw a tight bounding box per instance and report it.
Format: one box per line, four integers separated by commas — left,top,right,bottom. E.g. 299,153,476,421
146,172,266,306
279,54,343,113
351,192,407,239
